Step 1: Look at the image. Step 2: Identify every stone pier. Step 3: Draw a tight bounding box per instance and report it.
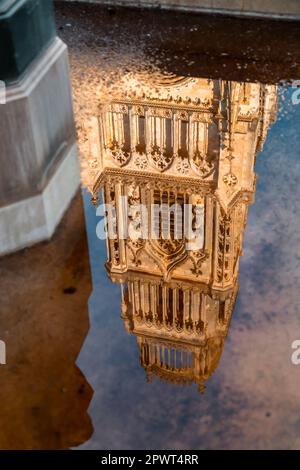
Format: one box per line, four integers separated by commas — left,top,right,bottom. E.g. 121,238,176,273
0,0,79,256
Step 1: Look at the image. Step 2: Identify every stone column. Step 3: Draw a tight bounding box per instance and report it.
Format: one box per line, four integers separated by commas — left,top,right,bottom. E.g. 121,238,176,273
0,0,80,256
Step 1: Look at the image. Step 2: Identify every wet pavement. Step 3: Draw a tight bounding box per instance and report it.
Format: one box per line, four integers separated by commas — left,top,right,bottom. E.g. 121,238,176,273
78,98,300,450
56,1,300,83
1,1,300,450
0,193,93,449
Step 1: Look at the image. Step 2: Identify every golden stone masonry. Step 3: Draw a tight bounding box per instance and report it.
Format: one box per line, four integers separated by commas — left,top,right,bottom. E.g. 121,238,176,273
85,75,278,392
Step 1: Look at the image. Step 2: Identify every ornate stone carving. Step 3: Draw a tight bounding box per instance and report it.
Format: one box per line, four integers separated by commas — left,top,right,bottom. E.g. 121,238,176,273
88,75,279,395
148,145,173,172
134,153,148,170
190,150,214,178
108,141,131,166
93,168,215,196
127,239,145,267
189,250,209,276
216,212,232,284
175,158,190,175
223,172,238,186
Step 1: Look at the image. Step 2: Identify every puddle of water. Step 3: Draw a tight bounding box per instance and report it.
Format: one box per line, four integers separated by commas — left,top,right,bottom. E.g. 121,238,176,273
78,85,300,450
1,2,300,450
66,4,300,449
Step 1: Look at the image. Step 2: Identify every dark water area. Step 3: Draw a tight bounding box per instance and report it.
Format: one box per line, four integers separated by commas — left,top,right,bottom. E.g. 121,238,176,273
0,1,300,450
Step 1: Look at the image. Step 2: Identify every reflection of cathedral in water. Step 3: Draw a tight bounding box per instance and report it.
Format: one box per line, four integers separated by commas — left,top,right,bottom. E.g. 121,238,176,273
87,76,277,392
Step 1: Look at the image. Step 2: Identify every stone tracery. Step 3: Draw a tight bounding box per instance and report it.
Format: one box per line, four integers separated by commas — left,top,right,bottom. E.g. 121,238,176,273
85,74,277,393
